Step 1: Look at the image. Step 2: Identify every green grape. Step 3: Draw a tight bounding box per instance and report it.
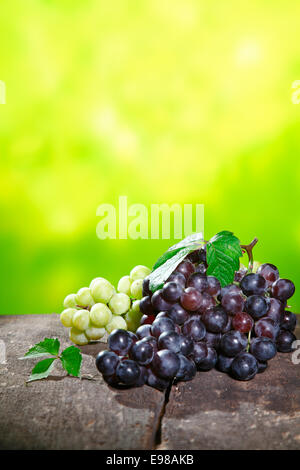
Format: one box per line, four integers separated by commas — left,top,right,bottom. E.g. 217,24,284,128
69,327,89,345
117,275,132,296
90,303,112,327
125,311,141,332
60,308,77,327
253,261,262,273
63,294,78,309
72,309,90,331
125,305,143,331
128,306,143,323
75,287,95,308
130,279,143,300
89,277,105,291
85,325,106,341
108,293,131,315
91,279,115,304
131,299,141,314
124,303,143,332
129,265,151,282
105,314,127,334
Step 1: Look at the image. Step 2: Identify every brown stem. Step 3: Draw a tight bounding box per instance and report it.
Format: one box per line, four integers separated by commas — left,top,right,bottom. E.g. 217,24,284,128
240,238,258,273
76,305,91,311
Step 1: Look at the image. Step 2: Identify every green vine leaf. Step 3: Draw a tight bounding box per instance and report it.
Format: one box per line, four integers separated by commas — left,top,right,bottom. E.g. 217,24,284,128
149,245,197,293
20,338,83,382
206,230,242,287
27,358,57,382
152,233,204,271
166,233,204,252
19,338,60,360
152,247,183,271
60,346,82,377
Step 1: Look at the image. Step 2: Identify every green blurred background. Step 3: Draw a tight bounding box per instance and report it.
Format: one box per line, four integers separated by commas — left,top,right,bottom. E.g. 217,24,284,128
0,0,299,315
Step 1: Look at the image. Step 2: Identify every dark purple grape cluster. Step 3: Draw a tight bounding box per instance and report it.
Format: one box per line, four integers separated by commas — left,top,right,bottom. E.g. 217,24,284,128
95,250,297,388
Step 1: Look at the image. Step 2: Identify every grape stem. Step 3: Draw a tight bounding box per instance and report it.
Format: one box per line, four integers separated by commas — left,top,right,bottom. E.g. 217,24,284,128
246,330,251,353
76,305,91,311
240,238,258,273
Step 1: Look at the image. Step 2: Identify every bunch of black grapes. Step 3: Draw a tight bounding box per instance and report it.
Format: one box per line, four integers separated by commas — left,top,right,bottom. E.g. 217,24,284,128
96,248,297,390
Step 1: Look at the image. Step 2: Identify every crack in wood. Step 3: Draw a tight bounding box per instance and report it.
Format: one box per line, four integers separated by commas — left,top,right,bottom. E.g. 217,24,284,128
153,381,172,449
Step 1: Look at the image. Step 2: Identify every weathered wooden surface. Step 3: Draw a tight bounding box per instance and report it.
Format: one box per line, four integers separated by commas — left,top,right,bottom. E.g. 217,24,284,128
0,315,299,450
161,327,300,450
0,315,165,450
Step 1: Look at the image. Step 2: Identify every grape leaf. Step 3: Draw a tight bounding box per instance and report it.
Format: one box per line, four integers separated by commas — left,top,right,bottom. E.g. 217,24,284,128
167,233,204,252
60,346,82,377
152,233,204,270
19,338,60,360
27,358,56,382
21,338,83,382
149,246,197,293
206,231,242,287
152,247,186,271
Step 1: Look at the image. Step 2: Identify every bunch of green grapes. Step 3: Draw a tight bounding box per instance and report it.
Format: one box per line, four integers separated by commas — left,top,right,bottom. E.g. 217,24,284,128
117,265,151,333
60,265,151,345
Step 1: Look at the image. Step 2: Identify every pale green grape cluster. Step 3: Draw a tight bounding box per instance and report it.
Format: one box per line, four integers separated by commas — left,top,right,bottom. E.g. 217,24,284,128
117,265,151,299
60,265,151,345
117,265,151,332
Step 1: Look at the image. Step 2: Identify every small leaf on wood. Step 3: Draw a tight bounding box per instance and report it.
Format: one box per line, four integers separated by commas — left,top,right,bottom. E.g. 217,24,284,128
60,346,82,377
19,338,60,360
27,358,56,382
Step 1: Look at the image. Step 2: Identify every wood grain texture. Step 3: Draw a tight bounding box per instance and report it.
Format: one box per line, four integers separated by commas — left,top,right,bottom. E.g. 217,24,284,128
160,325,300,450
0,315,165,450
